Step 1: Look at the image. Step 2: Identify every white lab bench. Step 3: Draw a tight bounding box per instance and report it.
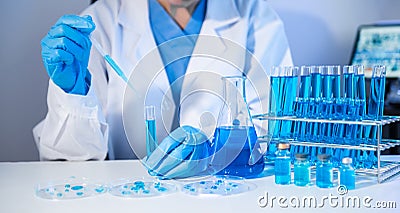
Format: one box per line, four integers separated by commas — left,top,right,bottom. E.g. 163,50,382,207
0,157,399,213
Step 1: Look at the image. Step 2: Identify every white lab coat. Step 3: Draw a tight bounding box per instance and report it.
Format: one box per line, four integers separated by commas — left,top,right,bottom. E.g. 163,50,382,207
33,0,292,161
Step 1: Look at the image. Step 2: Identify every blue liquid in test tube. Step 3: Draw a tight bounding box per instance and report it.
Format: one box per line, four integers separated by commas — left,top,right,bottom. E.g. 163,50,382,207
308,66,322,163
337,66,356,163
266,67,283,160
319,66,335,157
364,65,386,169
280,66,298,139
354,66,367,168
293,66,311,160
145,106,157,156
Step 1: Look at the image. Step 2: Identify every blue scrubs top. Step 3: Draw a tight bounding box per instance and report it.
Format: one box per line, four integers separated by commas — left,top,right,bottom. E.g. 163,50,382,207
148,0,206,129
148,0,207,86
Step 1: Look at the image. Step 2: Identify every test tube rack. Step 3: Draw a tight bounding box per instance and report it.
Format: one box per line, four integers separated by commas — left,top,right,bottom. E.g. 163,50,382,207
254,114,400,183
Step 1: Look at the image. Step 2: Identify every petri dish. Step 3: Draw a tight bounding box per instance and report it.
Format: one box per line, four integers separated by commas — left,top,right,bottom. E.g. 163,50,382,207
35,176,108,200
181,175,256,196
108,178,177,198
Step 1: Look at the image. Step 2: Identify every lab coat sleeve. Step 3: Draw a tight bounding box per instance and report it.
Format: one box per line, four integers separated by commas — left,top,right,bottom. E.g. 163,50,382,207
33,79,108,161
32,1,119,161
244,0,293,136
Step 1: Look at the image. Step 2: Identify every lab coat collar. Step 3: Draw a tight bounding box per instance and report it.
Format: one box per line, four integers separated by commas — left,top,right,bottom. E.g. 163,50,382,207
115,0,242,81
117,0,240,35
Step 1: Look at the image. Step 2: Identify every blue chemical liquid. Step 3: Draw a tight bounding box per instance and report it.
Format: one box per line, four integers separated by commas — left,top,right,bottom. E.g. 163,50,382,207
354,73,367,167
294,162,311,186
363,76,386,168
270,75,283,124
316,162,334,188
275,153,291,185
145,119,157,156
212,126,264,177
280,75,297,139
71,185,84,191
267,76,282,160
293,75,311,160
104,55,128,83
340,165,356,190
368,76,386,119
307,72,322,163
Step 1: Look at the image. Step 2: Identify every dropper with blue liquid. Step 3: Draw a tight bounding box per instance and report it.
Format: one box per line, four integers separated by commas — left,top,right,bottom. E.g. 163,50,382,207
90,35,136,92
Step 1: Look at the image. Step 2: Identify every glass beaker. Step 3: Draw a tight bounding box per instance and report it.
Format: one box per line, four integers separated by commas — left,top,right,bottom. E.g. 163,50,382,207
210,76,264,177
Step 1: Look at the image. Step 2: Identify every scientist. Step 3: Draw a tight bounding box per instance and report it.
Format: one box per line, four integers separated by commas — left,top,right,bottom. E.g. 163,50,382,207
34,0,292,178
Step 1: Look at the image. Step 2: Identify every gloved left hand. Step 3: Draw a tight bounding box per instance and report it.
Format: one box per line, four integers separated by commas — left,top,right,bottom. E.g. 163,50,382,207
145,126,212,179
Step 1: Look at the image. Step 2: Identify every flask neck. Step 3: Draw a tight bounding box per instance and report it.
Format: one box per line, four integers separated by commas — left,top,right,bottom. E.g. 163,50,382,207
220,76,253,127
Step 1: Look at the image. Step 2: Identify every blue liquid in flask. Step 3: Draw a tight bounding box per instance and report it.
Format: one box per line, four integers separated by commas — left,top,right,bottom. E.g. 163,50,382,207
212,126,264,177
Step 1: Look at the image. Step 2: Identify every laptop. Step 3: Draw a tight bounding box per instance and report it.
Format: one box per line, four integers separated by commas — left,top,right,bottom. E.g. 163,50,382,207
349,23,400,78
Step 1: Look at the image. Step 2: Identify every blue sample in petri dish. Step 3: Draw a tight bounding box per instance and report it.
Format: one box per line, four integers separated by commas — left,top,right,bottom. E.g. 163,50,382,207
181,175,255,196
35,176,108,200
108,178,177,198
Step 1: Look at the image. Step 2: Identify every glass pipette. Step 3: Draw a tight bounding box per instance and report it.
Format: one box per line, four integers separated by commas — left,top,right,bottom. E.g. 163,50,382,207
90,35,136,92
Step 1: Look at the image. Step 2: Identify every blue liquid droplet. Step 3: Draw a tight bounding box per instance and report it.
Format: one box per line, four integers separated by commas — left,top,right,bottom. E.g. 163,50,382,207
143,190,150,194
95,187,105,193
157,187,167,192
71,185,84,191
65,184,71,188
122,191,131,195
57,193,63,198
199,181,206,185
211,185,218,190
76,192,84,196
134,181,145,187
65,189,70,193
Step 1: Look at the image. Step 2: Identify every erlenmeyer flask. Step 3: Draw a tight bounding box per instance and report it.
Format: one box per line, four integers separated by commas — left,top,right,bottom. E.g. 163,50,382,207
210,76,264,177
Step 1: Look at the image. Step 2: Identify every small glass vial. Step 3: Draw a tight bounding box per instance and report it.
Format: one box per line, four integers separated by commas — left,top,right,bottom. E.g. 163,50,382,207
294,153,311,186
316,154,334,188
339,157,355,190
275,143,291,185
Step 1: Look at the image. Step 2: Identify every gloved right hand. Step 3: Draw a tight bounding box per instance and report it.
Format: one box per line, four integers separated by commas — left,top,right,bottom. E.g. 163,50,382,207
145,126,212,179
41,15,95,95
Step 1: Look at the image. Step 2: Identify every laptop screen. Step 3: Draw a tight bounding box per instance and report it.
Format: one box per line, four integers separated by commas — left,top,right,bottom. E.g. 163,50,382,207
350,24,400,78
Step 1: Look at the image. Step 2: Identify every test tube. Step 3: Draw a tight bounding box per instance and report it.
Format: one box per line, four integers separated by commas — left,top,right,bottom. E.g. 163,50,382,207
354,65,366,168
363,65,386,168
266,66,282,161
292,66,311,160
145,106,157,156
308,66,322,163
280,66,298,139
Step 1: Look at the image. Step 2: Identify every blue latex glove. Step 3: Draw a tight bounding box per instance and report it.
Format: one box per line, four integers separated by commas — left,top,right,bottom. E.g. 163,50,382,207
41,15,95,95
145,126,212,179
